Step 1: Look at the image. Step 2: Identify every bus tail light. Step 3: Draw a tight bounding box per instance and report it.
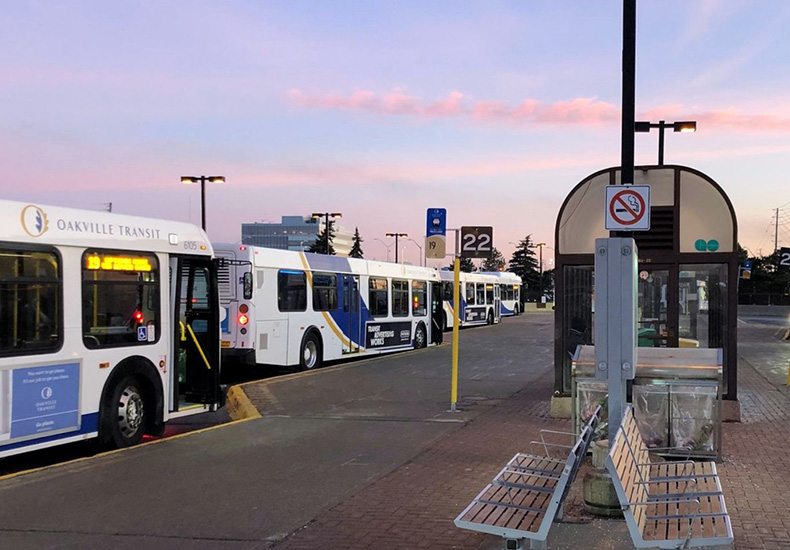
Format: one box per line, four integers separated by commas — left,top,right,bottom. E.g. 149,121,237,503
238,313,249,326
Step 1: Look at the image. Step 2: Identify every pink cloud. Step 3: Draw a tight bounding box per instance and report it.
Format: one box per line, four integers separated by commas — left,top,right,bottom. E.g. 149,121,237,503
287,89,617,126
288,90,790,132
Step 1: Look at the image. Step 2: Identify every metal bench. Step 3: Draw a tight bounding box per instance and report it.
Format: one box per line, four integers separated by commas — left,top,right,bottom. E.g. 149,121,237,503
454,406,601,550
606,406,733,549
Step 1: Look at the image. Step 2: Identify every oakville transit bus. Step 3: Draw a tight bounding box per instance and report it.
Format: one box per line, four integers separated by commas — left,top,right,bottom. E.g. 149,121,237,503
0,200,222,458
478,271,523,317
441,270,508,329
213,244,444,370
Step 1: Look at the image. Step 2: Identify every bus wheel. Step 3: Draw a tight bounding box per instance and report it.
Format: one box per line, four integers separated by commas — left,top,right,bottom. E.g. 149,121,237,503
487,311,494,325
300,332,322,371
514,303,520,315
102,375,146,448
414,323,427,349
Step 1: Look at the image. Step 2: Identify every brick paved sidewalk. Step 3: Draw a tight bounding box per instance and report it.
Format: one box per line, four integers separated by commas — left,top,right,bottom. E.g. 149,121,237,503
270,356,790,550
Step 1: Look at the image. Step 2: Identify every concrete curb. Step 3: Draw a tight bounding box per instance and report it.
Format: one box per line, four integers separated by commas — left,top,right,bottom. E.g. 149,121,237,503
225,384,262,420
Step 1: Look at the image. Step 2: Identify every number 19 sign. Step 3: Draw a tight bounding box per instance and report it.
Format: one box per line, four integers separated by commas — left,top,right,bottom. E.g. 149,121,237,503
461,226,493,259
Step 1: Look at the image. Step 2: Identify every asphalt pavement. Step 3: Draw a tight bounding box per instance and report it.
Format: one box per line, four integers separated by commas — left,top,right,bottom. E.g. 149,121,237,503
0,314,554,550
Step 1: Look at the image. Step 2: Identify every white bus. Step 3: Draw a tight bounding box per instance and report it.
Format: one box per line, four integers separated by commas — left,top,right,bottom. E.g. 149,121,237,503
0,200,222,458
214,244,444,370
478,271,522,317
440,271,503,329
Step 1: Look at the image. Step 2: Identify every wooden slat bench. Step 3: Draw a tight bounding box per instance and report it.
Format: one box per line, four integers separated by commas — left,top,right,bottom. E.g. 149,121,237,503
606,406,733,549
454,406,601,550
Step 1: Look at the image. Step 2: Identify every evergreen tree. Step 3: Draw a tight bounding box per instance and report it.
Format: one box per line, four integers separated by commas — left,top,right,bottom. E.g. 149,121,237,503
508,235,541,300
481,247,506,271
447,257,476,273
349,227,364,258
307,220,336,255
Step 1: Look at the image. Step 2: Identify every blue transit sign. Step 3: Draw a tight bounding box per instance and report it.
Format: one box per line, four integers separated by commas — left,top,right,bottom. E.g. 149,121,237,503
426,208,446,236
744,260,753,269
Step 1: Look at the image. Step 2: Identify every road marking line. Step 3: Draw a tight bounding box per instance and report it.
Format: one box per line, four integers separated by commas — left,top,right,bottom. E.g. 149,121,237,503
0,416,257,483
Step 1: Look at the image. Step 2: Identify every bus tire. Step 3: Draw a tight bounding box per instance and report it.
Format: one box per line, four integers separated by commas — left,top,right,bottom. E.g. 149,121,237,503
299,331,322,371
414,323,427,349
487,311,494,325
100,374,147,449
514,303,520,316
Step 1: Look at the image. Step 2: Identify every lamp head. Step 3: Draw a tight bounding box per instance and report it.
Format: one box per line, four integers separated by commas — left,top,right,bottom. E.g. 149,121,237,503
673,121,697,133
180,176,198,185
208,176,226,184
634,121,651,133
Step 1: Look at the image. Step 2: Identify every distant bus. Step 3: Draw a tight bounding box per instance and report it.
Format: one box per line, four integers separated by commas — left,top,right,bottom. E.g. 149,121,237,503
440,271,504,329
478,271,522,316
214,244,444,370
0,200,222,458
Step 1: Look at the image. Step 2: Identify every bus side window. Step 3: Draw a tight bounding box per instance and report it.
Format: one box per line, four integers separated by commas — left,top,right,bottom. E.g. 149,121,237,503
392,279,408,317
443,282,453,301
476,283,485,305
412,280,427,316
0,247,62,355
82,250,159,349
313,273,338,312
369,277,388,317
466,283,475,305
278,270,307,312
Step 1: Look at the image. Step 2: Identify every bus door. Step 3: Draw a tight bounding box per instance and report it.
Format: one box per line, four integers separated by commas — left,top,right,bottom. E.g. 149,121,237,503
172,256,221,409
493,284,502,323
342,274,361,353
430,281,443,344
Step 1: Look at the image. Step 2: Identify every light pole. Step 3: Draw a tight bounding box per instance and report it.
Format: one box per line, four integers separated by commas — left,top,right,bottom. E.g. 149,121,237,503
374,238,392,262
533,242,546,301
181,175,225,231
635,120,697,166
385,232,408,263
311,212,342,255
407,238,424,266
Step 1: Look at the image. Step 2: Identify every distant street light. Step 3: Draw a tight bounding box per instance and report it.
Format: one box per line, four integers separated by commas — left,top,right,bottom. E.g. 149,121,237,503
385,233,408,263
635,120,697,166
180,175,225,231
407,238,424,266
374,238,392,262
311,212,342,254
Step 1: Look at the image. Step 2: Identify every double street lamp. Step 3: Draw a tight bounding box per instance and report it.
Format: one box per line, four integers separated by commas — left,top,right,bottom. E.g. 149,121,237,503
311,212,342,255
385,233,408,263
635,120,697,166
407,238,423,266
374,238,393,261
180,175,226,231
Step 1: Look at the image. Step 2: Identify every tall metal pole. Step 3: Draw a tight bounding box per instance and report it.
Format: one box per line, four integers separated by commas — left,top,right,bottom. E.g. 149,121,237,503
621,0,636,185
657,120,666,166
450,229,461,412
394,234,400,263
776,208,780,253
325,213,330,254
539,244,544,300
200,176,207,231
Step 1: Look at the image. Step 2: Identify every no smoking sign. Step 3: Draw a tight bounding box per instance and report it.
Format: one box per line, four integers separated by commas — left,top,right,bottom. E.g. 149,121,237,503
605,185,651,231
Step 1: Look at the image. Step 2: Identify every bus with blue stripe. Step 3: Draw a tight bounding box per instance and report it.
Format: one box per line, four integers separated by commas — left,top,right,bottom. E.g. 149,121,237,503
1,199,222,459
214,244,443,370
478,271,522,317
440,271,505,329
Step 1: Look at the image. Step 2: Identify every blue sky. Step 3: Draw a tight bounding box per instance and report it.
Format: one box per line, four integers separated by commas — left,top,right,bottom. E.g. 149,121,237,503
1,1,789,263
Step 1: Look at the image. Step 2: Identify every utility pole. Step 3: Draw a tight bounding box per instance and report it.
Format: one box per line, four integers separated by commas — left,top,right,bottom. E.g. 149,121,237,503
776,208,781,253
621,0,636,187
385,233,408,263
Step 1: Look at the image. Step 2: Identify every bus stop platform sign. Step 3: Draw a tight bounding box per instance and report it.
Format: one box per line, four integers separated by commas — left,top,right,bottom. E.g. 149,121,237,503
605,185,650,231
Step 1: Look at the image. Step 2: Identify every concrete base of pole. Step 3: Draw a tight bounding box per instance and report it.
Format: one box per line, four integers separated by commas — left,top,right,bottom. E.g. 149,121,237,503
549,396,571,419
583,440,623,518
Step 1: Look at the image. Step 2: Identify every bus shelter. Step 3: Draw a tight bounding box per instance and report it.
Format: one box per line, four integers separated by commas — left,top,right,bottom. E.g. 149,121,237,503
554,165,738,401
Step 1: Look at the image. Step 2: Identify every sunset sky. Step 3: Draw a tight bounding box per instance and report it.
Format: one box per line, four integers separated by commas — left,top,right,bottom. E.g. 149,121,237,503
1,1,789,265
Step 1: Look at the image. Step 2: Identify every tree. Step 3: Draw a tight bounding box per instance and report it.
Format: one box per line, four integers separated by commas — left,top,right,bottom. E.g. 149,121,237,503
447,257,477,273
508,235,541,301
307,220,336,255
349,227,364,258
481,247,506,272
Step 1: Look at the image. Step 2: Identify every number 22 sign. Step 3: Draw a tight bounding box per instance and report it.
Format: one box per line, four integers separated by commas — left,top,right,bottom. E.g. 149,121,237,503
460,226,493,259
779,247,790,269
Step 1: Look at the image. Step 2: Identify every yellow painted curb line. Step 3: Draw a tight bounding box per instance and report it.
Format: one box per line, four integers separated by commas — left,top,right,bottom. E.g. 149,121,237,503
0,416,257,483
225,384,262,420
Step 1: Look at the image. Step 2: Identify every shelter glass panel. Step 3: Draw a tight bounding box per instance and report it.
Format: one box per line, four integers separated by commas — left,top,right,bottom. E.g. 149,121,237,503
678,264,728,349
562,265,594,393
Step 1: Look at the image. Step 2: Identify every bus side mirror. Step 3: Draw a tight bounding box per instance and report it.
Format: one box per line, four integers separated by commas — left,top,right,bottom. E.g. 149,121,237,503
243,272,253,300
